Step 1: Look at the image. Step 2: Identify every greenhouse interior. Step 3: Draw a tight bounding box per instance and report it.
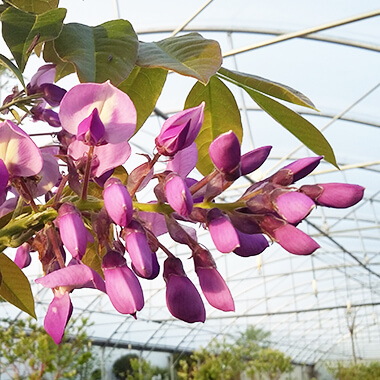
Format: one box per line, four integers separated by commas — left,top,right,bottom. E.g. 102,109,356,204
0,0,379,379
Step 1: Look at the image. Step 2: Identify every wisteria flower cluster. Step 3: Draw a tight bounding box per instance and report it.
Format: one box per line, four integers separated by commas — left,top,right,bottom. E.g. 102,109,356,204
0,65,364,344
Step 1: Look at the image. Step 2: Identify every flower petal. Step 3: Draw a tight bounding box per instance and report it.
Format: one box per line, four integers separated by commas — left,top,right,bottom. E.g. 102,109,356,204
59,81,136,143
166,142,198,177
234,230,269,257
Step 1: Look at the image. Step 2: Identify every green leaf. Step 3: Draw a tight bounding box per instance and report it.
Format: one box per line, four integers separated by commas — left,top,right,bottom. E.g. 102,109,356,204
0,253,36,318
52,20,138,85
244,88,337,167
1,6,66,72
137,33,222,85
6,0,59,14
118,66,167,132
185,76,243,175
218,67,317,110
0,53,26,91
43,40,75,81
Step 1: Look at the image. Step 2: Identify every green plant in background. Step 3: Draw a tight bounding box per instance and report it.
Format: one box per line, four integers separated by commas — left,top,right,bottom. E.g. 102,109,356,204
177,327,293,380
327,361,380,380
0,317,95,379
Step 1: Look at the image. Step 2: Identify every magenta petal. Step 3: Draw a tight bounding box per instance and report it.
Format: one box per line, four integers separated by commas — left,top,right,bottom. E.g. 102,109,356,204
300,183,365,208
59,81,136,143
165,173,193,217
273,223,320,255
196,268,235,311
207,208,240,253
68,139,131,178
275,191,315,224
77,108,105,145
124,221,153,278
44,291,73,344
138,208,168,236
164,257,205,323
209,130,241,180
58,203,88,260
234,231,269,257
155,103,204,156
102,251,144,314
14,242,31,269
283,156,323,183
35,262,106,292
0,159,9,196
166,142,198,177
0,121,43,177
103,178,133,227
241,146,272,175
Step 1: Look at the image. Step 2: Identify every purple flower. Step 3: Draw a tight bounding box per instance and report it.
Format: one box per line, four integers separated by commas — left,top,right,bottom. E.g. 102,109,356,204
165,173,193,217
278,156,323,184
209,130,241,181
36,259,106,344
193,247,235,312
241,146,272,176
57,203,91,260
0,120,43,178
233,230,269,257
59,81,136,144
300,183,365,208
28,64,56,89
260,215,320,255
166,142,198,178
207,208,240,253
77,108,105,145
39,83,66,107
14,242,32,269
164,256,205,323
273,190,315,224
155,103,205,156
103,177,133,227
124,220,155,279
44,290,73,344
102,250,144,315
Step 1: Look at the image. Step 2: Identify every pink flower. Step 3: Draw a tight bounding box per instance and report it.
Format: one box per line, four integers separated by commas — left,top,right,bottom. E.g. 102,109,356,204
164,173,193,217
155,103,204,156
102,250,144,315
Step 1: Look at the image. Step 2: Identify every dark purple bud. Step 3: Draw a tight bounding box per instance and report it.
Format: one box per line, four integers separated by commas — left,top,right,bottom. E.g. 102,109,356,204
241,146,272,175
209,130,241,181
272,190,315,224
299,183,365,208
207,208,240,253
39,83,67,107
102,250,144,315
193,247,235,312
164,256,205,323
77,108,105,145
57,203,89,260
233,230,269,257
124,220,154,279
155,103,204,156
103,177,133,227
260,215,320,255
41,109,61,128
14,242,32,269
165,173,193,217
282,156,323,183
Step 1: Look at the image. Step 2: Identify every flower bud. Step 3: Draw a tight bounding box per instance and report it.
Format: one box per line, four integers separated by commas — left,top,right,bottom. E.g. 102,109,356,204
155,103,204,156
193,247,234,312
281,156,323,184
241,145,272,175
102,250,144,315
124,220,154,279
39,83,67,107
164,256,205,323
14,242,32,269
207,208,240,253
57,203,89,260
103,177,133,227
164,173,193,217
209,130,241,181
299,183,364,208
